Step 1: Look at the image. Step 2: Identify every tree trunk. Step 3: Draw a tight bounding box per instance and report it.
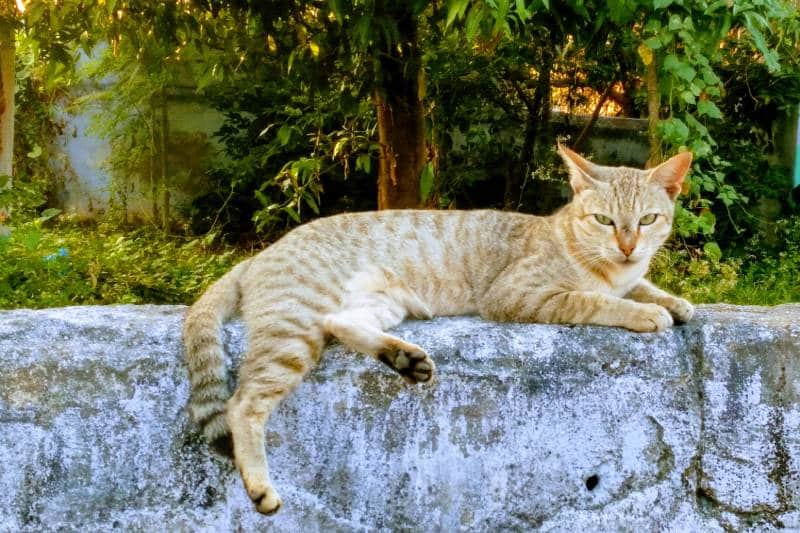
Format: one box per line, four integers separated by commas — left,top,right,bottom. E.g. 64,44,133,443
645,55,661,168
0,24,15,182
374,8,425,210
506,47,554,212
160,90,170,230
150,100,159,224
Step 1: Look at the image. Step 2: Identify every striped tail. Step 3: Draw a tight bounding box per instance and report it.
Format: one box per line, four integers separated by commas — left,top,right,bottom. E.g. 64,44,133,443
182,258,250,456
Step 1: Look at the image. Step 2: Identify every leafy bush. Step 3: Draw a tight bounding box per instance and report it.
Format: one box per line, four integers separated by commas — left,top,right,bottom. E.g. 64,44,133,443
651,216,800,305
0,217,243,309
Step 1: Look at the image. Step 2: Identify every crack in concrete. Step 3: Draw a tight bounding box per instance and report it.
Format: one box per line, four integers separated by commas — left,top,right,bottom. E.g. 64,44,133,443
682,319,796,530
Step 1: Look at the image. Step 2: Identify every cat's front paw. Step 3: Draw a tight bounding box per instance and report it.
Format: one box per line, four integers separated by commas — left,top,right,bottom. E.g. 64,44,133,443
628,303,673,333
664,297,694,324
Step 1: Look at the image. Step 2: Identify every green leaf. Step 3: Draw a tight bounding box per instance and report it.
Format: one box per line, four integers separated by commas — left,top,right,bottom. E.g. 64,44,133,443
332,138,347,158
668,14,683,31
653,0,674,8
703,241,722,262
705,0,728,13
303,192,320,214
277,124,293,146
39,208,62,222
27,145,43,159
697,100,723,119
644,37,663,50
698,211,716,235
446,0,471,28
465,4,487,42
659,117,690,144
356,154,371,174
663,54,696,82
420,162,435,202
681,91,696,105
701,69,721,86
284,205,301,223
685,113,709,137
22,229,42,252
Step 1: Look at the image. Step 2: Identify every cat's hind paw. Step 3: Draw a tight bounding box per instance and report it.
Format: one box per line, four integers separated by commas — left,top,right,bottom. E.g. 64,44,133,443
376,343,436,384
248,484,282,515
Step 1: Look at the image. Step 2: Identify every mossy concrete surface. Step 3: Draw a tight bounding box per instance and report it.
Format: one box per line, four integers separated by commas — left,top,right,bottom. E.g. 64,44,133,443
0,305,798,531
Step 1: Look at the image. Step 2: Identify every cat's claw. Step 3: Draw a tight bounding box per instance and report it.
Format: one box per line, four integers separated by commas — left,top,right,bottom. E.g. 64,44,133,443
377,345,436,384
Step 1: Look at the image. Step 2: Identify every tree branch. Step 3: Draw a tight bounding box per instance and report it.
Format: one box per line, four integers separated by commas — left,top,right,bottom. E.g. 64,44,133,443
572,82,614,151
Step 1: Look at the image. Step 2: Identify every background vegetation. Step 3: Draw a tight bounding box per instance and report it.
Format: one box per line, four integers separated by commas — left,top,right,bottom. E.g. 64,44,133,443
1,0,799,308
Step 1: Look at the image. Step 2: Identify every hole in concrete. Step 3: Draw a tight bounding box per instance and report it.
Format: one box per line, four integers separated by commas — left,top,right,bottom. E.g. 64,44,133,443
585,474,599,491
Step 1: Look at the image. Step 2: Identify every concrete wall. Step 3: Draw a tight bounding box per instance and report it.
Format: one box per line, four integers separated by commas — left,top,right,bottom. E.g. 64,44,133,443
52,77,224,220
1,304,798,530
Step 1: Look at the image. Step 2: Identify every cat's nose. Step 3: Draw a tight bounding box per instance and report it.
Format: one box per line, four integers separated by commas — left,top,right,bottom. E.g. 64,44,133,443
618,242,636,257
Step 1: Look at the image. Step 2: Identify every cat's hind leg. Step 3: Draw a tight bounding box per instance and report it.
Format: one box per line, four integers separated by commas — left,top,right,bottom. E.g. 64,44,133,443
227,326,323,515
323,282,436,384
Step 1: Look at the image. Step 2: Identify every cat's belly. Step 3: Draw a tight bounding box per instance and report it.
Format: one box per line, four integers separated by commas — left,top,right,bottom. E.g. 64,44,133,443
422,281,480,316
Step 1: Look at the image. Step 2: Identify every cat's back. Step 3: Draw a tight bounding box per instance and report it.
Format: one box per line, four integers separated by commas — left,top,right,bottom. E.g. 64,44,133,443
239,209,537,312
263,208,532,257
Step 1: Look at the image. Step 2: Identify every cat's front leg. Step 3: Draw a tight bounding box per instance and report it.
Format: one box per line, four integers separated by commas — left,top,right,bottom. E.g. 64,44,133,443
536,290,674,332
625,279,694,324
481,288,674,332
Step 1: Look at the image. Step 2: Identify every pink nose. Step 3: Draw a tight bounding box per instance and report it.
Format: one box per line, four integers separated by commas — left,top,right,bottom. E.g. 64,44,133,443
618,242,635,257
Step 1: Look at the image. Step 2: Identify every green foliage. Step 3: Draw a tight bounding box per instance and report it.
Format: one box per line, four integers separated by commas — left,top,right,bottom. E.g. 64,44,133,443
636,0,800,240
0,217,242,308
651,215,800,305
4,0,799,309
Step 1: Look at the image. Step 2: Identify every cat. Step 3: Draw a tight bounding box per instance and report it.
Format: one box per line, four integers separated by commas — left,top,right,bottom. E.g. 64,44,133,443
182,144,694,515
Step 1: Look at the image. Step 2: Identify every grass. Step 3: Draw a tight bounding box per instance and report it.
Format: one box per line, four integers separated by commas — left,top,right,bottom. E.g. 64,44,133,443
0,218,245,309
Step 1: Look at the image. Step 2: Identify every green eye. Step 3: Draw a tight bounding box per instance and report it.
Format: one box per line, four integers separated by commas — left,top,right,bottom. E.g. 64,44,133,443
594,214,614,226
639,214,658,226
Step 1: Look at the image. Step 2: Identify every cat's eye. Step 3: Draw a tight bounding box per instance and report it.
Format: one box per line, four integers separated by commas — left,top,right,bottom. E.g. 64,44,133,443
639,214,658,226
593,214,614,226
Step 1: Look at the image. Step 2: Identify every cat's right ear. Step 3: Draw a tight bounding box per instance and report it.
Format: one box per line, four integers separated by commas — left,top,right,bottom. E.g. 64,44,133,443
558,143,602,195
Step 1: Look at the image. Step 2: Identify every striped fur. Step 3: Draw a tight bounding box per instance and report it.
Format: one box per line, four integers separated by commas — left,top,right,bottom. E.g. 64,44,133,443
182,147,695,514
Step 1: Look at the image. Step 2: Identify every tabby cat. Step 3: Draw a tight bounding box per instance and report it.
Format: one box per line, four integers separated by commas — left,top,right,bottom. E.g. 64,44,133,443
183,145,694,514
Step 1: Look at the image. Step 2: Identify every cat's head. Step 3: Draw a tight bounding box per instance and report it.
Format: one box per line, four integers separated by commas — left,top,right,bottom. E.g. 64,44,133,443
558,144,692,267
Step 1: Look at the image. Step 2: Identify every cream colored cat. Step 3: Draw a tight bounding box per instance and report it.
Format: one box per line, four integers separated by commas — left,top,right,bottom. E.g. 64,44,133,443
183,145,694,514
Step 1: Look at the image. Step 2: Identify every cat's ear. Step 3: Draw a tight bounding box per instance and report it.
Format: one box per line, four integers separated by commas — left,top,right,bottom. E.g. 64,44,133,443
558,143,603,194
649,151,693,200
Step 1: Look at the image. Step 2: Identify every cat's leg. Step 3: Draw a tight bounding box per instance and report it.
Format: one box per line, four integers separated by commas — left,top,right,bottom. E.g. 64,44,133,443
625,279,694,323
323,292,436,384
481,288,674,332
227,328,323,515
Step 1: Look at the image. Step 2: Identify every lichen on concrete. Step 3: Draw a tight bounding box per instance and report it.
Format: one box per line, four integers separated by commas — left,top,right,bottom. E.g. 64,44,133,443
0,304,798,531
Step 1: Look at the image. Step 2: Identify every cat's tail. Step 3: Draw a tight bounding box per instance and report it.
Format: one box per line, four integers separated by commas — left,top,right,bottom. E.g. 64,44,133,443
182,258,251,456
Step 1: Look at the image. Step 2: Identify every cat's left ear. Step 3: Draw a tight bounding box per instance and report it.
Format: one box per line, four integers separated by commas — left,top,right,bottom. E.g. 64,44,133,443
558,143,603,195
649,151,693,200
